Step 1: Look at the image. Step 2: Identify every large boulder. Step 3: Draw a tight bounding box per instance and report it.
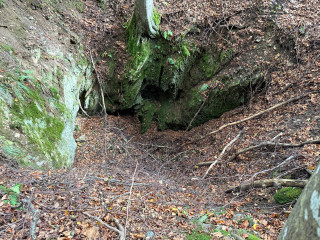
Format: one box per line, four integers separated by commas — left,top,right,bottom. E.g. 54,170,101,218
0,0,99,168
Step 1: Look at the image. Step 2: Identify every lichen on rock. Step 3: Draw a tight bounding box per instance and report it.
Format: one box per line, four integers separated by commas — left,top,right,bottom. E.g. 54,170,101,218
0,0,98,168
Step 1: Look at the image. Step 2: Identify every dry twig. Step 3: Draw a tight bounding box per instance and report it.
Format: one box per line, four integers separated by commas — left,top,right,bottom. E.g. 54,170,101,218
184,92,312,147
225,179,308,193
227,138,320,162
226,155,300,193
202,130,243,178
125,161,138,237
82,212,125,240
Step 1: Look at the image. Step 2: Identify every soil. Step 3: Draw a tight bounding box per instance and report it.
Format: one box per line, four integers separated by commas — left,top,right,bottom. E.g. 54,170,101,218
0,0,320,239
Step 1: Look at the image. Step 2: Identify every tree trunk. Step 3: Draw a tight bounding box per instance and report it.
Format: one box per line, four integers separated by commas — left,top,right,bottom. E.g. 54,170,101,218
134,0,158,38
278,163,320,239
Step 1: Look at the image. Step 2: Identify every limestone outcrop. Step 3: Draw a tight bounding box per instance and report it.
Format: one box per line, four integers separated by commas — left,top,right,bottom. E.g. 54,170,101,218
0,0,99,168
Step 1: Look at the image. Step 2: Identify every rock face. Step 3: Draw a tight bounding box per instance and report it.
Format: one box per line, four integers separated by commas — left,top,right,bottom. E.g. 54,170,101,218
0,1,99,168
103,5,287,133
278,163,320,240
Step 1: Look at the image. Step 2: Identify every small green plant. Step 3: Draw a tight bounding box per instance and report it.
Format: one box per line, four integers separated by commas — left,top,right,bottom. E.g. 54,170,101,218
168,58,175,65
2,141,23,157
186,231,211,240
155,44,161,50
98,0,106,9
163,30,173,40
50,86,60,99
299,25,306,35
192,208,226,225
181,45,190,57
0,0,4,8
248,234,261,240
75,0,84,12
0,43,14,52
0,183,23,207
20,69,36,82
200,84,209,91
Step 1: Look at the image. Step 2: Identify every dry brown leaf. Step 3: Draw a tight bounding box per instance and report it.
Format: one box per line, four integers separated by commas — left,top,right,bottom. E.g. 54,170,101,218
82,226,100,240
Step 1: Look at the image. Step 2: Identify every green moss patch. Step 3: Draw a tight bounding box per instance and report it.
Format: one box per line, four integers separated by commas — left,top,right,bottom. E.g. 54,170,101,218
0,42,14,52
248,234,261,240
274,187,303,204
186,231,212,240
0,65,70,168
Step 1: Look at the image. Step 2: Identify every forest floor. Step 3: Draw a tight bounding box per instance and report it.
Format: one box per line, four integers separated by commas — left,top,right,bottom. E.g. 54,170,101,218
1,0,320,239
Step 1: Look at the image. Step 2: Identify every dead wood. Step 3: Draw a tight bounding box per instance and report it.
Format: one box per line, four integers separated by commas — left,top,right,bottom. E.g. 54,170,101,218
83,212,125,240
225,179,308,193
227,138,320,162
184,92,313,147
202,130,243,178
197,138,320,167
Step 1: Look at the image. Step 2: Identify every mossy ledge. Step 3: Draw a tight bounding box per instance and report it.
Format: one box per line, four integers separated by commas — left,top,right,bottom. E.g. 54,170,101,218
102,7,266,133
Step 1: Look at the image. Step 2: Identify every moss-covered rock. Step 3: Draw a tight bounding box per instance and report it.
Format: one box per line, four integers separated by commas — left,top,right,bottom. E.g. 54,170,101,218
274,187,303,204
0,1,98,168
101,4,269,133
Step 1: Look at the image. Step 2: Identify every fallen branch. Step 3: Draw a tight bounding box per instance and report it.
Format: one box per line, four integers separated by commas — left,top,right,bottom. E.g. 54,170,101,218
184,96,208,133
225,179,308,193
197,133,283,167
86,176,149,187
231,233,245,240
29,204,39,240
202,130,243,178
228,138,320,162
83,212,125,240
275,165,305,179
184,92,312,146
109,192,130,203
250,155,297,182
21,189,39,239
125,161,138,237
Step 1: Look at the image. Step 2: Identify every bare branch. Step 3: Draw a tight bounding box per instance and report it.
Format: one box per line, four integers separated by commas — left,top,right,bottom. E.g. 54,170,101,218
202,130,243,178
226,179,308,193
125,161,139,237
184,96,208,132
228,138,320,162
184,92,313,147
82,212,125,240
